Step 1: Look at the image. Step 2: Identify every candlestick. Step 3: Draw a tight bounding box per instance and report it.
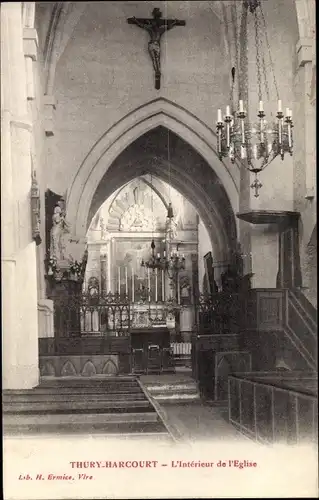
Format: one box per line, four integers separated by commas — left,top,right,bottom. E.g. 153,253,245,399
147,268,150,302
125,266,128,295
155,268,158,302
162,269,165,302
217,108,222,122
132,267,134,303
118,267,120,295
177,274,180,305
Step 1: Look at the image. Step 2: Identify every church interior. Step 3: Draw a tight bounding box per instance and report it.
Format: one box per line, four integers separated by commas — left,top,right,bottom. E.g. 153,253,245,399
1,0,317,469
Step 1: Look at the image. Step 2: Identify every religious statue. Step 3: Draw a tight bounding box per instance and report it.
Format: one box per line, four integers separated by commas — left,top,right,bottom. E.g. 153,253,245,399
100,216,107,239
127,8,186,89
49,202,70,262
165,203,178,241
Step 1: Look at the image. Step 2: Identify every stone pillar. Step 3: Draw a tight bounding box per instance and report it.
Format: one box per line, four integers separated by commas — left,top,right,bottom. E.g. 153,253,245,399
1,3,39,388
295,37,316,200
179,307,193,342
100,252,107,293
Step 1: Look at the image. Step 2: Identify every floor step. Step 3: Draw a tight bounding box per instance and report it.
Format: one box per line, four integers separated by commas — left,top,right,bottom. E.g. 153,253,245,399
3,401,154,413
3,420,169,436
146,383,198,392
38,378,137,387
3,393,147,403
4,411,159,426
3,387,144,396
140,376,201,404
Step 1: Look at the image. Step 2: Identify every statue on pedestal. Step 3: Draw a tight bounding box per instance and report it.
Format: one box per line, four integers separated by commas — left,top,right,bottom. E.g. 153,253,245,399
49,202,70,262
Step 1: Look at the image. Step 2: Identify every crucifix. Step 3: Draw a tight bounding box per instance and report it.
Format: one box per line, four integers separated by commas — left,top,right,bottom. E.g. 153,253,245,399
127,8,186,90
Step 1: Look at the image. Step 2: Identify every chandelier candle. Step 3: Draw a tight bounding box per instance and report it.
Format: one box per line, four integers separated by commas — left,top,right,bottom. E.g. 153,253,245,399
155,268,158,302
162,269,165,301
147,268,151,302
125,266,128,295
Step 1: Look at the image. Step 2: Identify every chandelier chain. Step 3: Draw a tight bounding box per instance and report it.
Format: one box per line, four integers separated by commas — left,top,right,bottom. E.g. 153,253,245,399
253,9,262,101
231,1,240,109
259,3,279,100
260,37,270,101
240,1,249,103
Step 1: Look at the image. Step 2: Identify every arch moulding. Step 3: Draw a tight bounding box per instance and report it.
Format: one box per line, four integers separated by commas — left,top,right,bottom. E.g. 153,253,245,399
66,98,240,239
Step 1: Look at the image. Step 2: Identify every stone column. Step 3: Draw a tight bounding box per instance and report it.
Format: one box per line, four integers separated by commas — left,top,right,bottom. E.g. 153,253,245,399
1,3,39,388
179,307,193,342
100,251,108,293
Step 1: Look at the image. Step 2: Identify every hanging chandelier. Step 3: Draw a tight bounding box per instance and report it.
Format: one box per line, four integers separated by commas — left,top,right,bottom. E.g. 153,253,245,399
141,202,185,274
216,0,293,197
141,238,163,270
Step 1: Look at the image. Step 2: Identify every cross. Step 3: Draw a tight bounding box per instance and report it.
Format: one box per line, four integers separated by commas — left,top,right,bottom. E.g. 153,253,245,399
127,8,186,90
250,176,263,198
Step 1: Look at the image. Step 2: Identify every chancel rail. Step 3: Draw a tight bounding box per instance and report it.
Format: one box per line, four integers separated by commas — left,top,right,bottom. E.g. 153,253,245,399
52,291,170,338
196,292,244,334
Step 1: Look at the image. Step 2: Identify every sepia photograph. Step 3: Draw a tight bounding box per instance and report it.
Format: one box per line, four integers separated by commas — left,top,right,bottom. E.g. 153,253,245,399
1,0,317,498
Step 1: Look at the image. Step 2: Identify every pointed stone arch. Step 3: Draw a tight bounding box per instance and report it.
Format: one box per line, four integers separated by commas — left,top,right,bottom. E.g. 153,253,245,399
81,360,97,377
61,360,76,376
40,361,55,377
66,98,240,240
102,359,118,376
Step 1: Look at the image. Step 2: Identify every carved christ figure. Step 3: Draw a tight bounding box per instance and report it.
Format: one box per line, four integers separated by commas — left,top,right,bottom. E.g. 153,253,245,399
127,8,186,89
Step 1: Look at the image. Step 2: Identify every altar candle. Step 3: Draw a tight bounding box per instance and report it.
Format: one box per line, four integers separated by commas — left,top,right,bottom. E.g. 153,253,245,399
132,267,135,303
226,105,230,116
125,266,128,295
259,100,264,112
239,100,244,113
217,108,222,122
155,268,158,302
162,269,165,301
177,274,180,305
147,268,151,302
118,267,121,294
277,99,282,113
